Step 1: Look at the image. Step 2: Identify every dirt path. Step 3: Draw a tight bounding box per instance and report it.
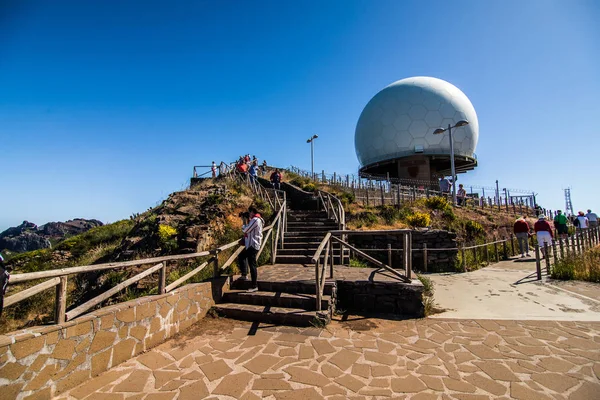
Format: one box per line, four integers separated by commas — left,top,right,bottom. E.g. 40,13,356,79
427,257,600,321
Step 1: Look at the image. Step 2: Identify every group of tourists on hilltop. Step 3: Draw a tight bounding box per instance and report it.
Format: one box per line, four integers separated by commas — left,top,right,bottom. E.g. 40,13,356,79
513,209,598,259
227,155,282,190
438,176,467,206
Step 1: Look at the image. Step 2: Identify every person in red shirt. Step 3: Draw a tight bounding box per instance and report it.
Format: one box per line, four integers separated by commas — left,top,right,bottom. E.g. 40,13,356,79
513,217,531,258
534,215,554,259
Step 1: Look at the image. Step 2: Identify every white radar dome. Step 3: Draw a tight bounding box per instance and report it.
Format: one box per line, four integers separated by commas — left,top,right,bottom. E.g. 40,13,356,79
355,76,479,168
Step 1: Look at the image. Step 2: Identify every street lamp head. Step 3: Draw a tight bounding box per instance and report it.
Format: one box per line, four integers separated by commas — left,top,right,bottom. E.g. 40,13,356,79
454,120,469,128
306,139,311,143
433,128,446,135
313,134,318,139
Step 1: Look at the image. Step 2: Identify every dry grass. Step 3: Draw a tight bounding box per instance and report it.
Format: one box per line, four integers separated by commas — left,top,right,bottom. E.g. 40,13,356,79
551,245,600,282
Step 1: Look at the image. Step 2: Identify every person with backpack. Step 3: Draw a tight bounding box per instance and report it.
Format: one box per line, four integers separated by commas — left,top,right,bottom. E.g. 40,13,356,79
238,206,264,292
554,210,569,240
270,168,282,190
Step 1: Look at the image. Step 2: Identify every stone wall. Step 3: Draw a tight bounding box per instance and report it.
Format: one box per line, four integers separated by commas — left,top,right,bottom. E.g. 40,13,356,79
336,280,424,317
0,278,229,400
349,229,458,272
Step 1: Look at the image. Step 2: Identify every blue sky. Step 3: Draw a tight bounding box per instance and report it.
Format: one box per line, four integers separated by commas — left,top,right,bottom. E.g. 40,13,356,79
1,0,598,230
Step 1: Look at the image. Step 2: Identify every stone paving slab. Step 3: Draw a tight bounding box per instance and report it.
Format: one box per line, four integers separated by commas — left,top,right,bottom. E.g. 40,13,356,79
257,264,410,283
62,316,600,399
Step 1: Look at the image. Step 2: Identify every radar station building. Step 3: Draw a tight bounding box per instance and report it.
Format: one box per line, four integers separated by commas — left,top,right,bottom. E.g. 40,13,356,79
354,76,479,182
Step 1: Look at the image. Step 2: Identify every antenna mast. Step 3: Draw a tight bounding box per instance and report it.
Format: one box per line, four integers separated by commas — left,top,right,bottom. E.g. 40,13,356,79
564,188,574,216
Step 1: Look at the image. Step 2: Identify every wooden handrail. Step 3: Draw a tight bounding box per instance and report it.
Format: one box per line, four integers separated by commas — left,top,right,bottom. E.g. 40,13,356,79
4,277,61,308
66,263,164,321
311,232,332,264
166,261,209,292
331,236,410,282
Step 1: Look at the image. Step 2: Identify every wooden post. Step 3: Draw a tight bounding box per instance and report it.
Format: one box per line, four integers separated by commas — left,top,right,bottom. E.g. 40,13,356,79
576,231,581,254
484,244,490,265
510,234,515,256
494,242,499,263
366,187,370,207
329,239,334,270
461,247,466,271
423,243,428,272
397,184,401,207
565,236,571,258
380,182,385,206
315,260,321,311
544,242,551,274
552,241,558,266
212,249,220,278
502,239,508,261
407,232,413,280
559,237,564,259
386,243,393,269
55,276,68,324
158,262,167,294
535,245,542,280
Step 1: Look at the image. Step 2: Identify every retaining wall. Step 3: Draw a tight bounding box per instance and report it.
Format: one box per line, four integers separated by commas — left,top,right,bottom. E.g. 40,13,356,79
337,280,425,317
0,277,229,400
349,229,458,272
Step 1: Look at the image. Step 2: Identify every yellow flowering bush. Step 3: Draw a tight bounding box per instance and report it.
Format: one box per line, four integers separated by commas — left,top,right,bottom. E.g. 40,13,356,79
406,212,431,228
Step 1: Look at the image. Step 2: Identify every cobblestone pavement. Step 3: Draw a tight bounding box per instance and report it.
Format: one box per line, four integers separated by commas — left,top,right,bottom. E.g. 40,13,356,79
62,316,600,400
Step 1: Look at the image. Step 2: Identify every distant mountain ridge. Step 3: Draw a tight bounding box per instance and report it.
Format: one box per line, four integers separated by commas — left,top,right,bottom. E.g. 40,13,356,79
0,218,103,253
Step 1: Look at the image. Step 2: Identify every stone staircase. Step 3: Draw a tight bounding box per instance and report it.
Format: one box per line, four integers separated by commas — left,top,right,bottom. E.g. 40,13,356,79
214,207,341,326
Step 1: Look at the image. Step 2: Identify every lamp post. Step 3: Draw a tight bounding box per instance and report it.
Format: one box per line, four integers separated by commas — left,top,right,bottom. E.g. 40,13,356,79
306,134,318,180
433,120,469,205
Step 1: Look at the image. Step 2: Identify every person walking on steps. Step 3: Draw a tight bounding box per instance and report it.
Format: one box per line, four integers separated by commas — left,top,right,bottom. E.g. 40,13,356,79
534,215,553,259
270,168,282,190
238,206,264,292
513,216,531,258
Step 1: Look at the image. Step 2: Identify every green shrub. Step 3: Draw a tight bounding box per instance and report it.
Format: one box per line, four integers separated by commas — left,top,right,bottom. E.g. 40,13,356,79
303,183,316,192
406,212,431,228
355,211,378,227
339,192,355,208
442,208,456,221
424,196,451,211
464,220,485,240
349,258,369,268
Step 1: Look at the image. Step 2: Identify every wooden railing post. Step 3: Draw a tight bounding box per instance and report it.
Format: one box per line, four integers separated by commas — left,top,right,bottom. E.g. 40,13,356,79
461,247,466,271
494,241,499,263
552,240,558,266
422,243,428,272
212,249,221,278
55,276,68,324
406,232,412,280
576,231,581,254
544,242,551,275
535,245,542,280
329,239,334,271
510,234,515,257
158,262,167,294
387,243,393,269
315,260,321,311
502,239,508,261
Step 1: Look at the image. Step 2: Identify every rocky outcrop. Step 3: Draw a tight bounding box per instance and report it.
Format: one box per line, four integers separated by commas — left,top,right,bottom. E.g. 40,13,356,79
0,219,103,253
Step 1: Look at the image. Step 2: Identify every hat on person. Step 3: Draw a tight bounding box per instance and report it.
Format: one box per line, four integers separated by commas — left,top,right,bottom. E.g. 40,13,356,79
578,211,585,216
538,215,546,220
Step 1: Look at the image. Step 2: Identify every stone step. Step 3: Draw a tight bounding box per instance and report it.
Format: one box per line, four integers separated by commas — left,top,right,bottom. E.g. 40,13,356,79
277,249,348,256
281,242,322,249
233,278,335,296
285,230,331,236
287,221,338,226
286,225,336,231
276,254,345,264
284,235,328,242
213,303,329,327
223,290,331,310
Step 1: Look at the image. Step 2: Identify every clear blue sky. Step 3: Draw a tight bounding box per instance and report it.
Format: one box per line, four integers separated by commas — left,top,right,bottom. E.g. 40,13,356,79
1,0,598,230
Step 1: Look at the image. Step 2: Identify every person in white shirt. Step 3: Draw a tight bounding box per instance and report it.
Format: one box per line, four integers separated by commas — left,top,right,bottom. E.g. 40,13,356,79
586,209,598,228
238,206,264,292
576,211,589,230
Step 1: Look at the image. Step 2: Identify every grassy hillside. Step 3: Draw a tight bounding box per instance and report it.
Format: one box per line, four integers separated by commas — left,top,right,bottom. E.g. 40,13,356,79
1,177,271,334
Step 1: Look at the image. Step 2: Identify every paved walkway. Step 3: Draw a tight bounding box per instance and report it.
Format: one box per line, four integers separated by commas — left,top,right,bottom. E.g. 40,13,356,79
62,316,600,399
428,258,600,321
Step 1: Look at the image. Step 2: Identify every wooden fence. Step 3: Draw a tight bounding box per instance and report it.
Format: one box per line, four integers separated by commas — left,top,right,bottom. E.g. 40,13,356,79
533,226,600,280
